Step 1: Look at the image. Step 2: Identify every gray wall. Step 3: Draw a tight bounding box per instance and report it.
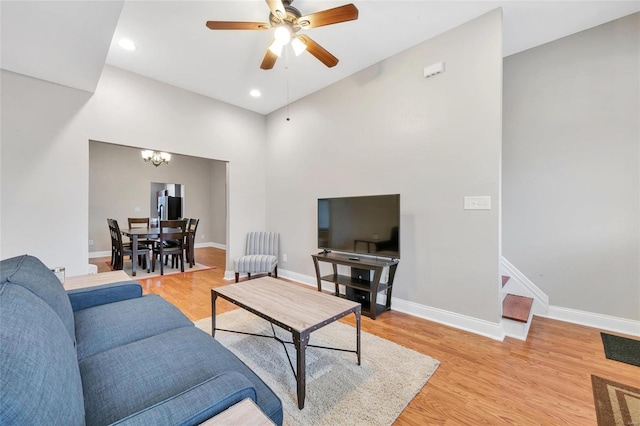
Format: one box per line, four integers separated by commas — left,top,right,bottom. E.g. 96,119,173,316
88,141,227,252
503,13,640,320
265,10,504,323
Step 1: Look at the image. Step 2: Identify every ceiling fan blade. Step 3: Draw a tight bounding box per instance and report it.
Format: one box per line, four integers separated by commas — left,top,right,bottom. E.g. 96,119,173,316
298,35,338,68
206,21,270,30
297,4,358,29
265,0,286,20
260,48,279,70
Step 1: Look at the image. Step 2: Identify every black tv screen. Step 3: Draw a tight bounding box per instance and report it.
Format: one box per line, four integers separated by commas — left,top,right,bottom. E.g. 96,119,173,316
318,194,400,259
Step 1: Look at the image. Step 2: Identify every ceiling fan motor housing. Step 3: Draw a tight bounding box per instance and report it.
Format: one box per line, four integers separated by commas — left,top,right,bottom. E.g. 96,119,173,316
269,4,303,32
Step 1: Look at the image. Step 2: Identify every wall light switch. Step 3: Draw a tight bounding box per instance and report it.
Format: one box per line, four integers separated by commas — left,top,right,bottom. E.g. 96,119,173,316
134,207,141,212
464,196,491,210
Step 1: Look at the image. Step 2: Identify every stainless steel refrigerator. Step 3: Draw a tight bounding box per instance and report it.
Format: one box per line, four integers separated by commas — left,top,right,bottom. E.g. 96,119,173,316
157,196,183,220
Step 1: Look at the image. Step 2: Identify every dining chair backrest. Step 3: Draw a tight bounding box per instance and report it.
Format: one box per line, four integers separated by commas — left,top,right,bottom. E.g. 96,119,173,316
107,218,127,269
109,219,125,249
187,218,199,236
128,217,150,228
107,218,115,248
185,218,200,267
159,219,187,245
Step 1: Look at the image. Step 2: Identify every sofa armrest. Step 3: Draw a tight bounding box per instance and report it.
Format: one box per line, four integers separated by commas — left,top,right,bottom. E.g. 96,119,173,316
111,371,257,426
67,281,142,312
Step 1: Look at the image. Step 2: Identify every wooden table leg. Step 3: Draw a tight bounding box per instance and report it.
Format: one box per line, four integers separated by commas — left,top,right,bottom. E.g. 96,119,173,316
131,234,138,276
293,331,310,409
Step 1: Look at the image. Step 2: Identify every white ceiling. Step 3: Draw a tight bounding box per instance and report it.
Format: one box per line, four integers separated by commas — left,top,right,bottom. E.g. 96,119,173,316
2,1,638,115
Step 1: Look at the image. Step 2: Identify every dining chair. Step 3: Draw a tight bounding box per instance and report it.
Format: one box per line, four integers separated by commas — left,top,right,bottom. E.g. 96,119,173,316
127,217,156,250
107,218,119,267
185,218,199,267
107,218,150,273
151,219,187,275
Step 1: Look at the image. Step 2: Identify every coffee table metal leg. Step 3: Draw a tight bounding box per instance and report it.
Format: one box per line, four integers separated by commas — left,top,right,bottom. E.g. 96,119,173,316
356,309,361,365
293,331,310,409
211,292,217,337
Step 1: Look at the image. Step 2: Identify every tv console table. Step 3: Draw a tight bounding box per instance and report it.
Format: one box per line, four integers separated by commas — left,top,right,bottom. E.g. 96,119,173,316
311,252,399,319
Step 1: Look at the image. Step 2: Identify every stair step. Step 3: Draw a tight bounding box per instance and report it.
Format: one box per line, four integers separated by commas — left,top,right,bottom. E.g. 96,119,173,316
502,294,533,323
502,275,510,288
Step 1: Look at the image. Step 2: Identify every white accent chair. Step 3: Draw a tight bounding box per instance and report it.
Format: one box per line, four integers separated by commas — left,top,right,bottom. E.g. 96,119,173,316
234,232,279,283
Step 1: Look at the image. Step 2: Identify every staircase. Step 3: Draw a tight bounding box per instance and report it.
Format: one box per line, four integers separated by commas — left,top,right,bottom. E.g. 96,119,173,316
501,275,534,340
502,278,533,322
498,257,552,340
500,258,549,340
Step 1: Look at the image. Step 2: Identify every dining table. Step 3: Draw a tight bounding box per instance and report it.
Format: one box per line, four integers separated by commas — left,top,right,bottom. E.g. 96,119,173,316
120,227,192,276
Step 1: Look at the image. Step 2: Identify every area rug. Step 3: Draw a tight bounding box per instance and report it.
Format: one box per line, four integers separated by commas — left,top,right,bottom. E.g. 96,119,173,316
105,260,213,279
601,333,640,367
194,310,439,426
592,375,640,426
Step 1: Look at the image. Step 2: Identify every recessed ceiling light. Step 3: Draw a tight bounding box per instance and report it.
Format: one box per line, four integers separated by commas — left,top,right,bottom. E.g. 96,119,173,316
118,38,136,51
249,89,261,98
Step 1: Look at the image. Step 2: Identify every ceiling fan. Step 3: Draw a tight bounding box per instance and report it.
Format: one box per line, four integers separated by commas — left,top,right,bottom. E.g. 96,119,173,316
206,0,359,70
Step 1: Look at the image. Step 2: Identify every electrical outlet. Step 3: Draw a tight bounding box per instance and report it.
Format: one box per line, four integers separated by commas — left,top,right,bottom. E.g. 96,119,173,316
283,254,287,262
88,240,94,246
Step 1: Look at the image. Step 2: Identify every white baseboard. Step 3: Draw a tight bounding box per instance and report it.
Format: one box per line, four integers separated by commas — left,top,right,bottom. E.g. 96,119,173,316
89,250,111,259
197,242,226,250
279,269,318,287
547,306,640,337
392,298,505,341
279,269,505,341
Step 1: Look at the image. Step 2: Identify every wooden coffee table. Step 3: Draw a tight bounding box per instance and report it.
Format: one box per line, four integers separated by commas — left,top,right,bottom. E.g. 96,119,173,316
211,277,361,409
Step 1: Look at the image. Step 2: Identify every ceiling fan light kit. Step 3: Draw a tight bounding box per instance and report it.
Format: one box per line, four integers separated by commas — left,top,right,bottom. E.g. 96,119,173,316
268,40,284,57
291,37,307,56
274,25,291,44
206,0,358,69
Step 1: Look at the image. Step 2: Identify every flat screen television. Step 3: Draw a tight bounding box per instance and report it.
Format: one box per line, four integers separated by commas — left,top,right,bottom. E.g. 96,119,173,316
317,194,400,259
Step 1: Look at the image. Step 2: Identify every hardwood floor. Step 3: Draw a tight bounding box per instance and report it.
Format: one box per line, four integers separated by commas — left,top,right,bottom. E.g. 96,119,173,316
90,247,639,425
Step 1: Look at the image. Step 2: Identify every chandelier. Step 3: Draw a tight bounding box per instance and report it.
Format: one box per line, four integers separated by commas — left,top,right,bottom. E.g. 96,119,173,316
141,150,171,167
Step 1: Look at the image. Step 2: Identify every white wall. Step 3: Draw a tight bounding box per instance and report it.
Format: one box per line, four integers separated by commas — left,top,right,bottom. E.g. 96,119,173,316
265,10,503,324
1,65,267,275
503,13,640,321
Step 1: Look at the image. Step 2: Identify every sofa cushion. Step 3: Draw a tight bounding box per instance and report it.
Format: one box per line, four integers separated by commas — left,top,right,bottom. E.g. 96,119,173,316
74,294,194,361
0,283,85,425
112,371,257,426
233,254,278,274
80,326,282,426
0,255,76,342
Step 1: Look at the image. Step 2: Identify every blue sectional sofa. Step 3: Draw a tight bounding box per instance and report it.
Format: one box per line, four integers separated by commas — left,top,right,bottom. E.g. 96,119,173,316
0,255,282,425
